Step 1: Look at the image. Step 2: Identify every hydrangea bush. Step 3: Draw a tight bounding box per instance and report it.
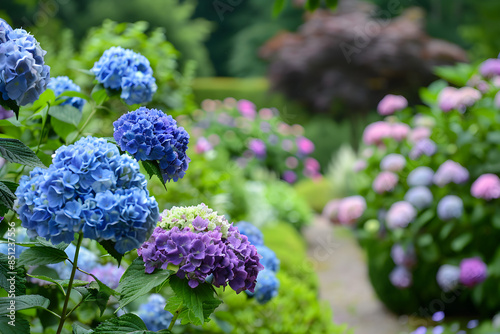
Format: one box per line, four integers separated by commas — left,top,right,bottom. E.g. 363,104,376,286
326,58,500,316
191,98,320,183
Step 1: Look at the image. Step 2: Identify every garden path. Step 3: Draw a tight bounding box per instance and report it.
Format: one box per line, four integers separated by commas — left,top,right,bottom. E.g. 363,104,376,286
303,216,410,334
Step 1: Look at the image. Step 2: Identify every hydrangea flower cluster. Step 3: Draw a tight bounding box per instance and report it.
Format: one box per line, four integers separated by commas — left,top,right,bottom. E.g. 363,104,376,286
438,86,481,112
373,171,399,194
377,94,408,116
409,139,437,160
471,174,500,200
89,263,126,289
15,136,159,253
404,186,433,210
322,196,367,226
407,167,434,186
433,160,469,187
436,264,461,292
437,195,463,221
237,221,280,304
0,19,50,106
113,107,190,182
386,201,416,229
459,257,487,288
389,266,412,289
138,205,263,293
91,46,156,105
380,153,406,172
389,243,417,289
47,76,85,111
136,294,174,331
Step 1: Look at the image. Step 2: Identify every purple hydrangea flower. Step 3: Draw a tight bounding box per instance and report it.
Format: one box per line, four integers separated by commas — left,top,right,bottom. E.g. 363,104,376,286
390,266,412,289
48,76,85,111
386,201,416,229
409,139,437,160
0,106,13,119
436,264,460,292
113,107,190,182
432,311,445,322
377,94,408,115
282,170,297,184
380,153,406,172
479,58,500,78
235,221,264,246
248,139,266,159
89,263,126,289
15,136,159,253
0,26,50,106
136,294,173,331
391,243,416,268
459,257,487,288
138,206,263,293
404,186,433,210
437,195,463,220
91,46,156,105
407,167,434,187
433,160,469,187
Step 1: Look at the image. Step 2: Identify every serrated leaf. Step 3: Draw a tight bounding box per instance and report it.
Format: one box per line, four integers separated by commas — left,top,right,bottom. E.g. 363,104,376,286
142,160,166,184
18,246,68,266
72,323,93,334
272,0,285,16
49,104,83,126
166,276,222,326
74,281,112,316
0,253,26,296
0,315,29,334
0,181,18,194
34,237,68,251
116,258,172,311
94,313,155,334
0,182,16,210
0,295,49,314
0,138,46,168
97,239,123,265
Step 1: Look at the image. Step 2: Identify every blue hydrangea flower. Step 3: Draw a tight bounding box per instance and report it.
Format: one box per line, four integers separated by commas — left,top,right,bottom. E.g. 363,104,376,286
247,269,279,304
404,186,433,210
0,26,50,106
89,262,125,289
0,225,29,258
91,47,156,105
15,136,159,253
436,264,460,292
235,221,264,246
136,294,173,331
113,107,190,182
47,76,85,111
407,166,434,186
256,245,280,272
437,195,463,220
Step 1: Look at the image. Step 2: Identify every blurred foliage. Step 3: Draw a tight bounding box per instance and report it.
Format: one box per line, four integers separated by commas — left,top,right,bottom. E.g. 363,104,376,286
200,222,349,334
294,177,334,213
344,60,500,316
3,0,213,76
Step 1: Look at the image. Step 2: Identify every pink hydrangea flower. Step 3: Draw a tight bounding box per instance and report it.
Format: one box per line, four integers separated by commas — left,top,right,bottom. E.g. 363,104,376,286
438,87,481,113
373,171,399,194
259,108,274,120
471,173,500,200
363,121,392,145
377,94,408,115
303,157,321,178
195,137,213,154
380,153,406,172
248,139,266,158
322,199,341,224
296,137,315,155
433,160,469,187
408,126,431,143
285,156,298,169
386,201,416,229
237,99,256,119
391,122,410,141
337,196,366,225
353,159,367,172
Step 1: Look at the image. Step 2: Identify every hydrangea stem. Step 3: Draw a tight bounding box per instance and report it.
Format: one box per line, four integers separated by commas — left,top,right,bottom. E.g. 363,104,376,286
56,232,84,334
168,302,183,331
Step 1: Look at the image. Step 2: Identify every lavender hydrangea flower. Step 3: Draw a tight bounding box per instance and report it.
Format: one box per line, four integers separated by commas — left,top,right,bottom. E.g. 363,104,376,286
89,263,126,289
47,76,85,111
404,186,433,210
409,139,437,160
136,294,173,331
91,46,157,105
436,264,460,292
437,195,463,220
459,257,487,288
15,136,159,253
391,243,416,268
433,161,469,187
479,58,500,78
389,266,412,289
138,205,263,293
386,201,416,229
256,245,280,272
380,153,406,172
0,25,50,106
407,167,434,187
235,221,264,246
113,107,190,182
249,269,279,304
248,139,266,159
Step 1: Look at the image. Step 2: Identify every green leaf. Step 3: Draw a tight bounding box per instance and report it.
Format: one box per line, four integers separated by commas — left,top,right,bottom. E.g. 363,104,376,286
34,237,68,251
91,85,108,105
0,181,18,194
325,0,338,8
142,160,167,189
72,323,93,334
49,104,83,126
166,276,222,325
451,233,473,252
434,63,474,86
305,0,320,10
74,280,112,316
486,131,500,144
0,138,46,168
0,253,26,296
18,246,68,266
0,98,20,120
102,137,117,145
59,91,91,102
0,295,49,314
97,239,123,265
116,258,172,311
94,313,159,334
51,116,78,141
0,182,16,210
272,0,285,17
0,315,29,334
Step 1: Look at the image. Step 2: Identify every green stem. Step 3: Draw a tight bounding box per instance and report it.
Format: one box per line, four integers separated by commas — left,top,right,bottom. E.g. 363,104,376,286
56,232,84,334
168,302,183,331
72,105,98,143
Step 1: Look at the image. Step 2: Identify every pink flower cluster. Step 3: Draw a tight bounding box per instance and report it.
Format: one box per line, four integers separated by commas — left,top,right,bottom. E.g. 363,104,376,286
237,99,256,119
373,171,399,194
433,160,469,187
471,174,500,200
296,137,315,155
377,94,408,116
479,58,500,78
438,87,481,113
323,196,366,226
362,121,409,145
386,201,417,229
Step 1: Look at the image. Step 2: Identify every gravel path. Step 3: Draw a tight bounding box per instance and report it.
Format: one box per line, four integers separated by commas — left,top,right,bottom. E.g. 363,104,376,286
303,215,409,334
